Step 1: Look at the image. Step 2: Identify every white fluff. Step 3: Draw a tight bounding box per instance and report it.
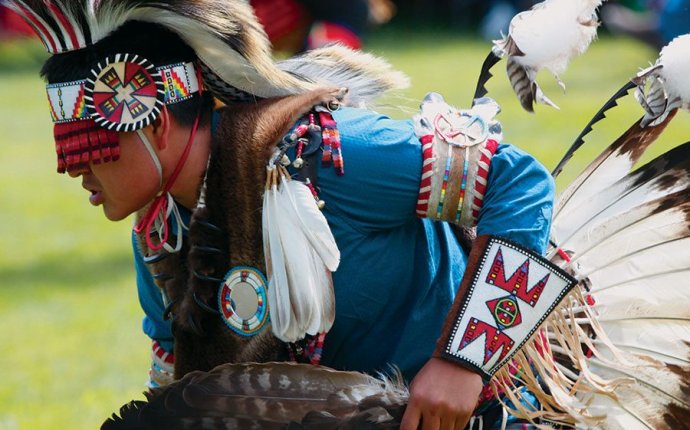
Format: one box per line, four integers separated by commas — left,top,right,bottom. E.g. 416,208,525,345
658,33,690,104
507,0,602,76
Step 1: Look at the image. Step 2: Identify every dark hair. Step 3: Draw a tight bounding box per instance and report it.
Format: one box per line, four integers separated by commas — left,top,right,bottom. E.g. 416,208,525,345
41,21,213,127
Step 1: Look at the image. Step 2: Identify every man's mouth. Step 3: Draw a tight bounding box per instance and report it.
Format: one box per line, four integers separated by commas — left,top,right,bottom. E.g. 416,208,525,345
88,189,104,206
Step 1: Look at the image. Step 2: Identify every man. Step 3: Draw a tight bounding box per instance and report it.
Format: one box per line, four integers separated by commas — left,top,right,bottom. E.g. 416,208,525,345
7,1,572,428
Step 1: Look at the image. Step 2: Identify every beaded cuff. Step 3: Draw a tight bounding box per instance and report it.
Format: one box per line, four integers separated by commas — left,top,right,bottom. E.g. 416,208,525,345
414,94,502,227
434,236,577,380
148,340,175,390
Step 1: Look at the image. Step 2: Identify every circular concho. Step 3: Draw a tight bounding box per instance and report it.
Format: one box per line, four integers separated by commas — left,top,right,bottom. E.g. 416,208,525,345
84,53,165,132
218,266,269,336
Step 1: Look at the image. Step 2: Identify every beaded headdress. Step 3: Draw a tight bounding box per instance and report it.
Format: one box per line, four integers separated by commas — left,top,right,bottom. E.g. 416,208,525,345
4,0,326,173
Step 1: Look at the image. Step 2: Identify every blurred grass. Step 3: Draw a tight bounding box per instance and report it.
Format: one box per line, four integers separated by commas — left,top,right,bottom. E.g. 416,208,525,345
0,30,688,430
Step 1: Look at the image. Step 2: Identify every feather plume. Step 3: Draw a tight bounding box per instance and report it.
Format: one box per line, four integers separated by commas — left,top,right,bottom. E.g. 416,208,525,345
102,362,409,430
492,0,603,111
261,167,338,342
633,34,690,127
494,93,690,427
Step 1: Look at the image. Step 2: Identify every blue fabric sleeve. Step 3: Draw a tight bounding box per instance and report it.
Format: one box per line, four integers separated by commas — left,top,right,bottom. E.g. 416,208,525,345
477,144,555,255
132,232,174,352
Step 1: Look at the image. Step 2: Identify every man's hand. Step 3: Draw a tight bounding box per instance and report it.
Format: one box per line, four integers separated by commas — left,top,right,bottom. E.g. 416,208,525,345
400,357,483,430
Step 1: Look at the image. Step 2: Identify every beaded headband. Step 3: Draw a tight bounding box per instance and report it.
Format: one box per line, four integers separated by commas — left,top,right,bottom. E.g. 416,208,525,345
47,56,200,130
49,55,200,173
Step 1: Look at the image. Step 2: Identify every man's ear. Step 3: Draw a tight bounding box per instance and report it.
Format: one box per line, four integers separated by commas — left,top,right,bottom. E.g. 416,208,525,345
151,105,171,150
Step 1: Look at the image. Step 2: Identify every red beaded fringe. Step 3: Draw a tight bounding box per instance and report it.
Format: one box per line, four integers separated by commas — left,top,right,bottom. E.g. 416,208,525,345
53,120,119,174
319,112,344,176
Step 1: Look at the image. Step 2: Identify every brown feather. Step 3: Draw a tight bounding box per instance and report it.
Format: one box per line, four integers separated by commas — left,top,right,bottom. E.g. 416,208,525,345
102,362,409,430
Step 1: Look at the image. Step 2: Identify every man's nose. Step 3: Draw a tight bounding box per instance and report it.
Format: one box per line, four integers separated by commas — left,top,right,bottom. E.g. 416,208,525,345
67,165,91,178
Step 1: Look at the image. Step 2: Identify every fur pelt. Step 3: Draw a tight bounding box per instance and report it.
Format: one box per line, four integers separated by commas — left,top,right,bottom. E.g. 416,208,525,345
136,88,349,378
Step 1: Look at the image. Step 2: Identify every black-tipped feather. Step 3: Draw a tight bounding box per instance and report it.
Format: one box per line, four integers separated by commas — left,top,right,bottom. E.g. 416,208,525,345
552,80,637,178
472,51,502,102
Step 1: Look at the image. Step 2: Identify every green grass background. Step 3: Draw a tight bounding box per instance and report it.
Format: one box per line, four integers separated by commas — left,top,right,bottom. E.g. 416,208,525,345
0,30,687,429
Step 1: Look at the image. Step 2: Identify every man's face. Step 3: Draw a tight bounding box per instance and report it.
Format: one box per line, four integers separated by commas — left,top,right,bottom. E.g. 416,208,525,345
68,129,161,221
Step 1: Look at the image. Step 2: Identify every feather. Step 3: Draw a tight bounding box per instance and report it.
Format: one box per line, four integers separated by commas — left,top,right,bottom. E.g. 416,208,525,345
102,362,408,430
124,4,313,98
280,179,340,272
541,134,690,429
472,51,502,101
263,168,299,342
492,0,603,111
262,167,338,341
551,80,637,177
276,174,335,337
560,192,690,271
551,115,682,246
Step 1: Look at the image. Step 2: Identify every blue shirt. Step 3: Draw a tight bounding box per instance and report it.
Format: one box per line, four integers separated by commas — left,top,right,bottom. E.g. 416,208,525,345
133,106,555,381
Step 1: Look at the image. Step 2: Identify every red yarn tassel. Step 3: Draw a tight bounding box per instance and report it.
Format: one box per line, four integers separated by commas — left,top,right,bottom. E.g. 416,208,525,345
53,120,119,173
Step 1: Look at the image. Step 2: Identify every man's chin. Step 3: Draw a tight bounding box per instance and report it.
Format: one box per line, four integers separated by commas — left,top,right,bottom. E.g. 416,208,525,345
102,206,131,222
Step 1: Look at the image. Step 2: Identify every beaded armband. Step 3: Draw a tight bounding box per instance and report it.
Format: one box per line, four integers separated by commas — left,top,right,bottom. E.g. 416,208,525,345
434,236,577,380
414,94,502,227
147,340,175,390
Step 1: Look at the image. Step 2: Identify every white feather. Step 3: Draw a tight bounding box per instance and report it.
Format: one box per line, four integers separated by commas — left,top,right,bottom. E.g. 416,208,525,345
657,34,690,106
262,171,298,342
262,168,338,342
493,0,604,110
277,177,337,337
562,195,690,266
551,153,690,252
506,0,601,76
280,180,340,272
554,145,640,221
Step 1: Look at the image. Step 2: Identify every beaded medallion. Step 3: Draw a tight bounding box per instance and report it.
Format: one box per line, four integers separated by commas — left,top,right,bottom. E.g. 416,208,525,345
218,266,269,336
85,54,165,132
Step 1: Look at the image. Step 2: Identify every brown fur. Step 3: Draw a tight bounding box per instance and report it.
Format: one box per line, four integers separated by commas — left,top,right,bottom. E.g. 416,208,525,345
136,88,347,378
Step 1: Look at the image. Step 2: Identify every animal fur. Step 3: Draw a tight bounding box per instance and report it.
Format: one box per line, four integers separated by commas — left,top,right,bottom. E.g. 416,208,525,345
136,88,349,378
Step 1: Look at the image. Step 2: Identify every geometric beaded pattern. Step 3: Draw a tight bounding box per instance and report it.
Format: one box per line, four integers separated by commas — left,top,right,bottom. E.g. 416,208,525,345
218,266,269,337
46,58,200,129
84,53,166,132
200,63,259,104
440,237,576,378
